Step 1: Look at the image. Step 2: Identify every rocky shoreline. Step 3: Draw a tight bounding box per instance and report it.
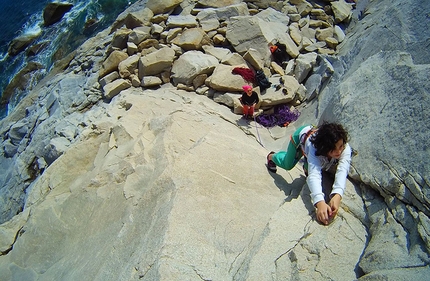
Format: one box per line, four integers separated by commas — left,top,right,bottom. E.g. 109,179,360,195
1,0,429,280
0,0,355,222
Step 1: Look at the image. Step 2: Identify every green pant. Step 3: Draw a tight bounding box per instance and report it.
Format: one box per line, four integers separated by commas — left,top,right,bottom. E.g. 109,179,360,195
272,125,308,170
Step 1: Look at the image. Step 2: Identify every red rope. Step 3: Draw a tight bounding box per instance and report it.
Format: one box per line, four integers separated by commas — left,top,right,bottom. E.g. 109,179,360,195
232,67,255,83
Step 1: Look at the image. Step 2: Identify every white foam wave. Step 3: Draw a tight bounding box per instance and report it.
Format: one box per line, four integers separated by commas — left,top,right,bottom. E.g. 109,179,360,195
0,52,8,62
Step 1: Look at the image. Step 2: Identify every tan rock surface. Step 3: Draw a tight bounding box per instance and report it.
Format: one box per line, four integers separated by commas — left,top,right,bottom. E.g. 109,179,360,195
0,87,367,280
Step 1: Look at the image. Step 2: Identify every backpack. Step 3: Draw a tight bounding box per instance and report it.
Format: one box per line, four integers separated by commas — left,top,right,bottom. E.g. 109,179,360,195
255,70,271,90
271,43,289,65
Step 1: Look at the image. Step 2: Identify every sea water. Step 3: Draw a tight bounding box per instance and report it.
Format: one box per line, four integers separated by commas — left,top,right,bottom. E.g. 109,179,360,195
0,0,140,119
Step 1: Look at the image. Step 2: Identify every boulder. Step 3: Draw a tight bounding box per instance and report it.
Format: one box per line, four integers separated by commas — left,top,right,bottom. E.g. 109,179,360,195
333,25,346,42
197,0,243,8
43,2,73,26
202,45,232,61
110,8,153,33
138,47,176,78
146,0,183,14
118,54,140,78
8,120,29,145
99,50,129,78
331,0,353,23
8,34,40,56
256,7,290,26
99,72,120,88
26,41,50,56
171,28,211,51
205,2,249,21
243,48,265,70
130,74,141,87
0,62,44,107
141,76,163,88
103,79,131,99
171,51,219,85
192,74,208,89
196,9,221,32
212,34,226,45
166,15,198,28
290,0,313,16
111,28,132,50
206,64,247,92
289,23,303,45
226,16,272,58
226,15,298,64
260,75,299,107
127,42,138,55
316,27,334,42
294,52,318,83
128,26,151,45
221,53,248,66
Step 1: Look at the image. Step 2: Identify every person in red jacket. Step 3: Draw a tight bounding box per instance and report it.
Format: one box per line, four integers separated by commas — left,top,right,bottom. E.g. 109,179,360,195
240,85,259,119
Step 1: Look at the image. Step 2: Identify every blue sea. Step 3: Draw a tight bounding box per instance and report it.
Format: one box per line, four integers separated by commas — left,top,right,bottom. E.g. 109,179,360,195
0,0,140,119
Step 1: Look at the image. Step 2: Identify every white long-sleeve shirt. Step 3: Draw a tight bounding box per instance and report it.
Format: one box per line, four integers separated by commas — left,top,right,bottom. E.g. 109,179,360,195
300,126,352,205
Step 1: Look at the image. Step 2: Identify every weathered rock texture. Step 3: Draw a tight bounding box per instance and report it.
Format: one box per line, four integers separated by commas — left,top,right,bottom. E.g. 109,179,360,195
0,0,429,280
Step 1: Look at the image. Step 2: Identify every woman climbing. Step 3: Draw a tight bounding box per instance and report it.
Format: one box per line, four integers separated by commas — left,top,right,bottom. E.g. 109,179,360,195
267,122,352,225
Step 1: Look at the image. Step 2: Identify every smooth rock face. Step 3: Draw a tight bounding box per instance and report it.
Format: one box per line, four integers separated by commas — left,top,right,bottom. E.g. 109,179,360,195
0,0,429,280
0,88,367,280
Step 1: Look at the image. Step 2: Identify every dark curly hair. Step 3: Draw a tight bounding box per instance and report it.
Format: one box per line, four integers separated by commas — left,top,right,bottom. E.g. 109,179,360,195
310,122,349,157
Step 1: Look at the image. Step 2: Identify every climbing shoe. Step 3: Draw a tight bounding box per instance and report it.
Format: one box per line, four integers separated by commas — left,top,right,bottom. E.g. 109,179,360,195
267,152,277,173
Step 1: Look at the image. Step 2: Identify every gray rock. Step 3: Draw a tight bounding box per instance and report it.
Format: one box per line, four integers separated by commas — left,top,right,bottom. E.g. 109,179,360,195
294,52,318,83
99,72,120,88
171,28,211,51
110,8,153,32
99,50,129,78
206,2,249,21
333,25,346,42
43,2,73,26
171,50,219,86
202,45,231,61
138,47,176,77
146,0,183,14
196,9,221,32
1,1,429,280
221,52,248,66
8,121,29,145
256,7,290,26
111,28,132,50
243,48,265,70
128,26,151,45
46,136,71,159
3,139,18,158
126,42,138,55
304,73,322,101
7,34,40,56
103,79,132,99
141,76,163,88
206,64,247,92
197,0,243,8
166,15,198,28
226,16,290,63
260,75,298,107
331,0,353,23
118,54,140,78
